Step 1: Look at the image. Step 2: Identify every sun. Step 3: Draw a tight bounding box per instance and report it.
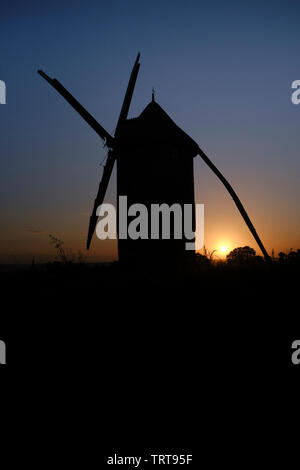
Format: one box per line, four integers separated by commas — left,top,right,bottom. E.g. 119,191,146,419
217,244,232,257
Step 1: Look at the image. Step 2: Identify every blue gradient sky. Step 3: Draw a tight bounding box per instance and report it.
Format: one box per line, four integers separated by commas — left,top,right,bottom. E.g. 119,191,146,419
0,0,299,262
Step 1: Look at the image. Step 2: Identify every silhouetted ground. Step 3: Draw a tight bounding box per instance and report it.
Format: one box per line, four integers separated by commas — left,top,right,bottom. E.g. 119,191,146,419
1,255,298,451
1,251,299,293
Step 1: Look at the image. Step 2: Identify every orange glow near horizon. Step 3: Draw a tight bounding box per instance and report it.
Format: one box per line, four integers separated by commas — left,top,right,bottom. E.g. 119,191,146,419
214,242,232,259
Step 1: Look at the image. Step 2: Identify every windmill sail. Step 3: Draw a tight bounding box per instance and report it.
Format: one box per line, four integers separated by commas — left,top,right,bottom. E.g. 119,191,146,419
196,146,270,260
115,52,140,131
37,70,114,147
86,52,141,250
86,149,115,250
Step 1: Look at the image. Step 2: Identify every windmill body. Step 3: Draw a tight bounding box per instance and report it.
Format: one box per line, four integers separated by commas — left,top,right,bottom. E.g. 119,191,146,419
116,99,198,263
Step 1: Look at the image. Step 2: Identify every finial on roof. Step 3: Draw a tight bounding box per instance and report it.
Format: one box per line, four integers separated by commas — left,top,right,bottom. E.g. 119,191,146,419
152,87,155,102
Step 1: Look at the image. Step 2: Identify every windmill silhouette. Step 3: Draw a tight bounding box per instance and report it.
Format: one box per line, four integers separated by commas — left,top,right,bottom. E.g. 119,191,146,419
38,53,270,261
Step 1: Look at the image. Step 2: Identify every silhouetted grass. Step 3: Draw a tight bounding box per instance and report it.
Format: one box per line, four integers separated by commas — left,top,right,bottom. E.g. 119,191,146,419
1,246,299,300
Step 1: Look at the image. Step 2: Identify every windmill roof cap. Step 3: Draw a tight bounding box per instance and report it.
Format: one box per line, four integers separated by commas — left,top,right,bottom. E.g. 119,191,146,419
117,101,199,156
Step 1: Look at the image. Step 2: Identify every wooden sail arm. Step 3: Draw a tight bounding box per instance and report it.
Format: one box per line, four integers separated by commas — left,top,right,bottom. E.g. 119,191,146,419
115,52,140,132
86,53,141,250
38,70,114,147
86,150,116,250
197,145,270,260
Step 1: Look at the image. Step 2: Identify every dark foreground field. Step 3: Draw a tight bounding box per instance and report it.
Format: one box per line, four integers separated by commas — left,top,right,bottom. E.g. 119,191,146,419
2,254,298,369
1,255,299,453
1,250,299,306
